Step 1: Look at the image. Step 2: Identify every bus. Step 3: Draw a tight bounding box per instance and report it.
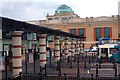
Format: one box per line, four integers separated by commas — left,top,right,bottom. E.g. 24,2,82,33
99,38,111,45
98,38,120,62
109,38,120,44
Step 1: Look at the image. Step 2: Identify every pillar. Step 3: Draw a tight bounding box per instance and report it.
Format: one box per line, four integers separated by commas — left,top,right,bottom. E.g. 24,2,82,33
71,38,75,57
39,34,47,67
64,37,69,59
54,36,60,63
76,39,80,55
12,31,23,77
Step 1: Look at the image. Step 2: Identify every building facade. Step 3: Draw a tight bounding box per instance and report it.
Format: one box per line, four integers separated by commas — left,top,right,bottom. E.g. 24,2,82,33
27,4,120,48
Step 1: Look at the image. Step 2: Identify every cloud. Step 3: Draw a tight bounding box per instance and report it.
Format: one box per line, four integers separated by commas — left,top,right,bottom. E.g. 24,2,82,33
0,0,119,21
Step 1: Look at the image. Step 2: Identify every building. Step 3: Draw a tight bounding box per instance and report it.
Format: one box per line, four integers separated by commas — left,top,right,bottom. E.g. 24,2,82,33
27,4,120,48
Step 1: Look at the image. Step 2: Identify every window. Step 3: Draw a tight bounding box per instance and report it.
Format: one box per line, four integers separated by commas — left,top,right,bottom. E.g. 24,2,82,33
79,28,84,36
104,27,110,38
55,18,59,20
96,28,101,41
48,18,52,20
79,28,84,41
62,17,66,20
70,29,76,35
69,17,73,19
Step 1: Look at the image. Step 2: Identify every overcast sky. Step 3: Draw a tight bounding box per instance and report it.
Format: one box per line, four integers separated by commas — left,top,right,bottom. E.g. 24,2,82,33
0,0,120,21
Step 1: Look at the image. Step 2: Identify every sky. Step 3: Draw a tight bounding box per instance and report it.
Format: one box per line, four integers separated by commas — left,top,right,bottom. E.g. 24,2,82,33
0,0,120,21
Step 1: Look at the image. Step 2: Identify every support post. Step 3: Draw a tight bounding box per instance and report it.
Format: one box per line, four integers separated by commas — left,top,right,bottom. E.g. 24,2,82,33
96,64,98,77
39,34,47,67
54,36,60,64
25,49,27,74
84,56,87,68
114,64,117,77
67,56,70,65
77,57,80,77
89,56,91,64
64,37,69,60
12,31,23,77
71,38,75,60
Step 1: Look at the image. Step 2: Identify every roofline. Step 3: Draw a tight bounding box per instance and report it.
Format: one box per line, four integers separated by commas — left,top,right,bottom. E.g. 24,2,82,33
0,16,85,39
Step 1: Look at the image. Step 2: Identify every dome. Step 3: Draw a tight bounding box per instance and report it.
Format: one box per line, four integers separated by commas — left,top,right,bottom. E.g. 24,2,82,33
55,4,74,14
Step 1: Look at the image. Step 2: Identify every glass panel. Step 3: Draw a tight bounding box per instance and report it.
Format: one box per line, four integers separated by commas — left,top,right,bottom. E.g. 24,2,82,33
55,18,59,20
79,28,84,41
79,28,84,36
70,29,76,35
62,17,66,20
48,18,52,20
96,28,101,41
69,17,73,19
104,27,110,38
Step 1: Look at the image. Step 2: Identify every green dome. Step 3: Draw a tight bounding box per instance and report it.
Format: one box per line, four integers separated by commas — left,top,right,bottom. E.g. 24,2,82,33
55,4,74,14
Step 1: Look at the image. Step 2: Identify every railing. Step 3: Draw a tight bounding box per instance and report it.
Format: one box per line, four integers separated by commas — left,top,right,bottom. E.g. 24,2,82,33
9,72,120,80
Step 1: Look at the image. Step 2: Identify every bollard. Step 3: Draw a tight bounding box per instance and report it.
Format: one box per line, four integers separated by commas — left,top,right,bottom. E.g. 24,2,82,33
19,72,21,80
40,66,42,73
45,64,47,76
84,57,87,68
114,64,117,77
99,59,101,68
64,72,67,80
89,56,91,64
96,64,98,77
58,64,61,76
91,74,93,80
56,60,59,71
77,57,80,77
113,62,115,69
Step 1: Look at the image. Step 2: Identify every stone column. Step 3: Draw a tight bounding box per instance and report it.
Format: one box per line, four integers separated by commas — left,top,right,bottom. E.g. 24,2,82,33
39,34,47,67
71,38,75,57
54,36,60,63
64,37,69,59
12,31,23,77
76,39,80,55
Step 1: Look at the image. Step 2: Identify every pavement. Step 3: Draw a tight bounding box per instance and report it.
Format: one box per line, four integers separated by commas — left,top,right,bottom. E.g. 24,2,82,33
1,52,120,79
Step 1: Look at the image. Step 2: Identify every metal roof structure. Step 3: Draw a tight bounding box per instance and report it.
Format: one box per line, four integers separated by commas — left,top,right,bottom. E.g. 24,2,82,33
0,16,85,39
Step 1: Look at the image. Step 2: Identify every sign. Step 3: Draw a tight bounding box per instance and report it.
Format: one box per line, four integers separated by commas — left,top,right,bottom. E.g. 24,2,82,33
29,53,33,63
27,33,36,40
27,49,33,63
4,45,9,56
0,57,5,71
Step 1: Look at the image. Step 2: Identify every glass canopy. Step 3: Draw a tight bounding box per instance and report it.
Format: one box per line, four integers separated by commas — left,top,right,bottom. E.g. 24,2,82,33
55,4,74,14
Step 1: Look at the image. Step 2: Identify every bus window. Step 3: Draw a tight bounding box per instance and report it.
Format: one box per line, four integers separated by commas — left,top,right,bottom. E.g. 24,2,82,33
117,39,120,44
110,48,119,54
101,48,108,59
